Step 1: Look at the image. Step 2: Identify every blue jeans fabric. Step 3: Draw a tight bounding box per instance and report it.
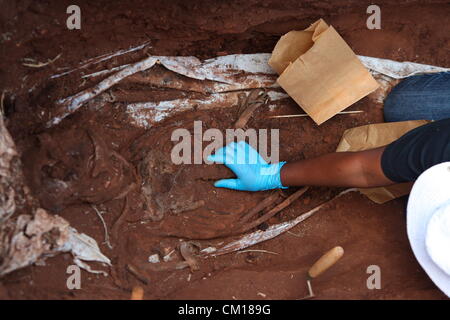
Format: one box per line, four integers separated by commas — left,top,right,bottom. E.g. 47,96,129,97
383,72,450,122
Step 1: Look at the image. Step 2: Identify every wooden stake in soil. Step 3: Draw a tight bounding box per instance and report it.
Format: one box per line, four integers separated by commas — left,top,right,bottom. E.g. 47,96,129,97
130,286,144,300
308,246,344,279
300,246,345,300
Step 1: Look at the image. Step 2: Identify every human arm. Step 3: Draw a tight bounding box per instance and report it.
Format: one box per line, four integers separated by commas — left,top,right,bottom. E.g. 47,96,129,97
208,141,394,191
209,120,450,191
280,147,394,188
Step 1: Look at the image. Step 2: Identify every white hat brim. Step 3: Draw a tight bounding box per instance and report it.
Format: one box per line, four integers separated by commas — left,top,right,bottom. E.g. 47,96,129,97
407,162,450,297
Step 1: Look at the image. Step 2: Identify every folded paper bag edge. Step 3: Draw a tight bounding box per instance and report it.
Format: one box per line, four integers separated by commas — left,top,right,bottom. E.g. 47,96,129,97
276,29,380,124
305,18,329,40
268,31,314,75
359,182,415,204
270,19,380,125
336,120,429,204
268,18,328,75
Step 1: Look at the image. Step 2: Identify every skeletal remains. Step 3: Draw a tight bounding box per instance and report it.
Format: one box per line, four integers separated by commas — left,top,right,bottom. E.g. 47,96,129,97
1,41,448,277
48,50,449,129
0,116,111,277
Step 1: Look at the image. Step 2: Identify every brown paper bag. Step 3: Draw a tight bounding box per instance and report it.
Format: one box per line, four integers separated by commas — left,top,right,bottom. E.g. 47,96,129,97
336,120,429,204
269,19,379,125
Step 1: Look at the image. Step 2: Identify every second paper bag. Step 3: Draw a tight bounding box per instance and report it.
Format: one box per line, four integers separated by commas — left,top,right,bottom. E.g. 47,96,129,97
336,120,429,204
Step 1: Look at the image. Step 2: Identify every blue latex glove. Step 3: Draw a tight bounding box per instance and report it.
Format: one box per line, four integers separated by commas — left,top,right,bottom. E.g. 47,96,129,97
207,141,288,191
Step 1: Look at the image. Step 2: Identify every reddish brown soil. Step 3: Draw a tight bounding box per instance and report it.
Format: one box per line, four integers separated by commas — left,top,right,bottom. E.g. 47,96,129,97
0,0,449,300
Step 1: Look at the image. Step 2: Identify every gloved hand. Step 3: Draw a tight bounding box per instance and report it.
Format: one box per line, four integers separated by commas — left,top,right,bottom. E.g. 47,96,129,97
207,141,288,191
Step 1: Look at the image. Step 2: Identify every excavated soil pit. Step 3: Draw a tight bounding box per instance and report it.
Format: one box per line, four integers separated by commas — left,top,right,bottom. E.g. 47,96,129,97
0,0,449,299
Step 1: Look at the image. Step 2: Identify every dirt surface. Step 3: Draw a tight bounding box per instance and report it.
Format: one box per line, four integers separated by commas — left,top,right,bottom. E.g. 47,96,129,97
0,0,449,300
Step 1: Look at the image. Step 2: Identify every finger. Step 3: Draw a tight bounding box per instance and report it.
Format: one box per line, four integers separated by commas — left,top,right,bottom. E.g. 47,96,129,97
224,142,238,164
236,140,267,165
207,145,227,163
207,152,224,163
213,178,243,190
209,142,238,164
235,141,247,164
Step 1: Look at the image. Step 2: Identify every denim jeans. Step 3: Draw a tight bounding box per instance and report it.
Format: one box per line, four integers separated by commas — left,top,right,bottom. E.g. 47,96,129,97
383,72,450,122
